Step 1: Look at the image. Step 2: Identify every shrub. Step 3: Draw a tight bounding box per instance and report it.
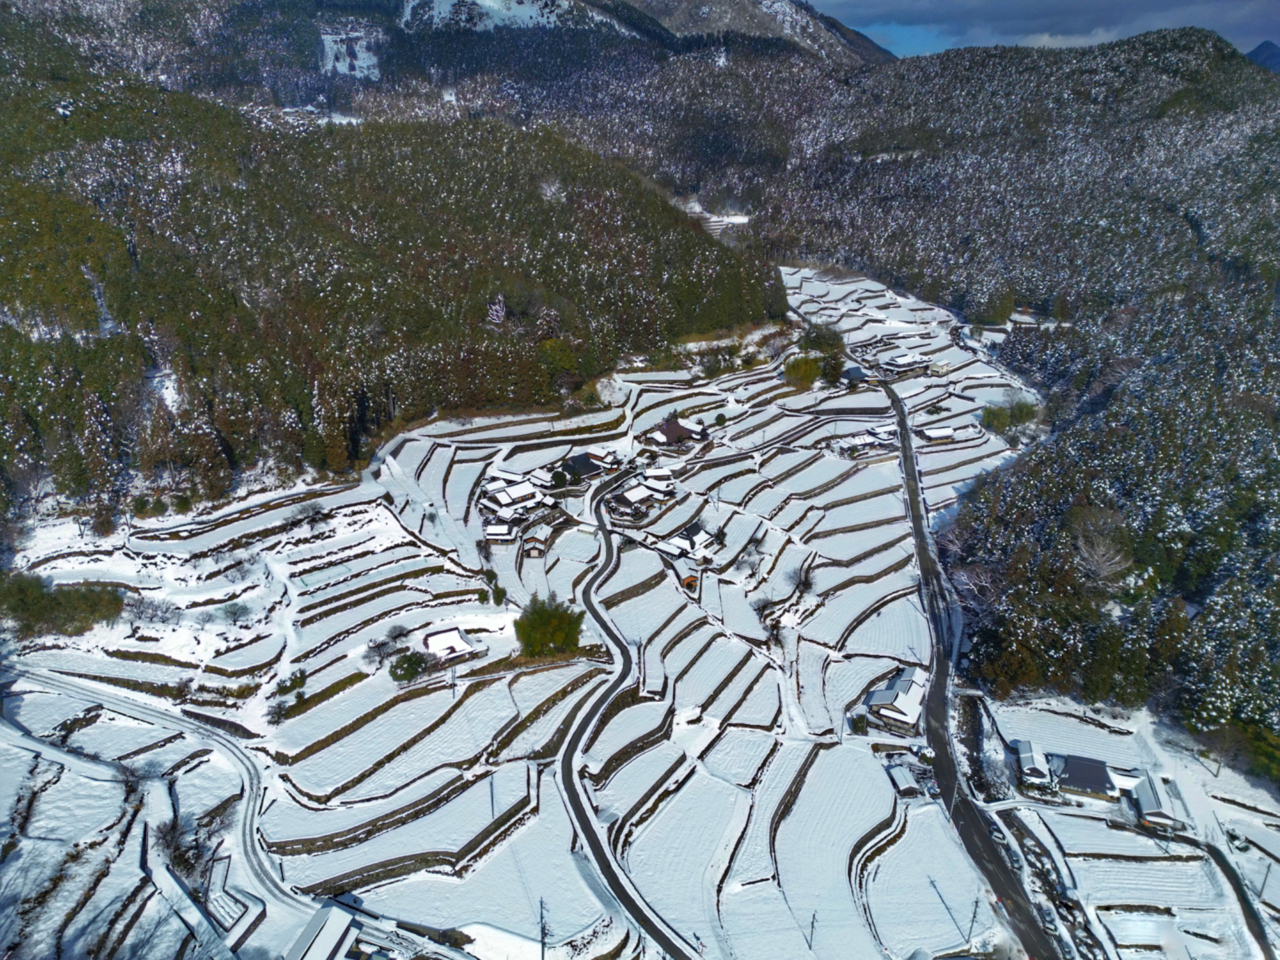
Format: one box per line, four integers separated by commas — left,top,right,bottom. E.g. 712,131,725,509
715,412,726,427
275,669,306,696
493,585,507,605
514,593,584,658
0,575,122,639
982,405,1011,433
478,589,489,605
551,469,567,489
390,651,427,682
784,356,821,388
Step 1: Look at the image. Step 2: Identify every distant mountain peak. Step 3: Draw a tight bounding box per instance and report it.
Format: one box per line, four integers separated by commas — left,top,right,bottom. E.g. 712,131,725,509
1247,40,1280,73
600,0,894,64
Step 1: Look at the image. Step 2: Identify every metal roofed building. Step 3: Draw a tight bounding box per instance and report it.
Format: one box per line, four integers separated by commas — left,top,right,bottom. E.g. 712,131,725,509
1132,773,1182,830
1011,739,1051,786
864,666,928,735
284,904,359,960
1049,754,1119,800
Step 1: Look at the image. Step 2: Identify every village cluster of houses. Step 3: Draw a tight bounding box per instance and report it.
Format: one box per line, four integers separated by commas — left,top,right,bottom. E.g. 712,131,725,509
1011,740,1183,832
843,357,952,384
480,448,623,543
606,466,676,520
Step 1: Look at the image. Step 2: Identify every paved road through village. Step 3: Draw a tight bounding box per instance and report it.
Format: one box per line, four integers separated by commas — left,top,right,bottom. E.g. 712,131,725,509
558,469,700,960
886,382,1063,960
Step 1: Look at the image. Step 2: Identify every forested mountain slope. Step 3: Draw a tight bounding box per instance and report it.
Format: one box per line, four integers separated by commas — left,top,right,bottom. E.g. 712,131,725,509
0,9,781,509
395,26,1280,734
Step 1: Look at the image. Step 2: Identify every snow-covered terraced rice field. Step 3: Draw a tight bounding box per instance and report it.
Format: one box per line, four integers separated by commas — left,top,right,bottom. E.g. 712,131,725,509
2,265,1048,960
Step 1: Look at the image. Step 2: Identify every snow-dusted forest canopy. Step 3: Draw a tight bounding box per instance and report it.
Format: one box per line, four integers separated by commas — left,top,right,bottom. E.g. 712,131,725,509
0,9,782,509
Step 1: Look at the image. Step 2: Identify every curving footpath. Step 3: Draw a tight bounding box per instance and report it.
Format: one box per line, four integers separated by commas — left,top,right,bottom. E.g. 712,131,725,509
557,469,700,960
0,665,315,929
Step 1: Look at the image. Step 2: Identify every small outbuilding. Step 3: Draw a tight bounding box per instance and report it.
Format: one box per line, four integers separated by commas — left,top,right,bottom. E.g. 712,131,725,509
1132,773,1182,830
886,764,919,798
423,626,472,661
1012,739,1051,787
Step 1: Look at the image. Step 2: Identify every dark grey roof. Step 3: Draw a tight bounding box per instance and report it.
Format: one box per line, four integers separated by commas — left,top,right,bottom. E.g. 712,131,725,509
1053,755,1115,796
565,452,602,479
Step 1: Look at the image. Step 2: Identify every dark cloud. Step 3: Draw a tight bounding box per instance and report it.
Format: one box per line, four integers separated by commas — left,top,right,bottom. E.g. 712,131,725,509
813,0,1280,57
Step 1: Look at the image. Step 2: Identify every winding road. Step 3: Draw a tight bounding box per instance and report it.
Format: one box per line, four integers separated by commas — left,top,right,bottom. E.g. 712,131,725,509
885,382,1062,960
557,469,700,960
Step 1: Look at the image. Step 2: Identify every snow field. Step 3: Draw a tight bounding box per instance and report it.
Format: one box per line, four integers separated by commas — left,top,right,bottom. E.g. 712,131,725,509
599,547,664,602
626,768,751,960
288,678,515,802
674,637,750,711
584,699,671,774
703,728,777,786
987,701,1148,768
282,763,530,889
1038,811,1174,858
800,566,919,647
823,656,900,733
864,803,998,959
727,741,814,885
730,668,781,728
841,592,931,665
774,745,894,960
360,769,614,953
796,642,835,734
809,535,914,590
705,658,768,726
595,740,686,823
807,493,906,539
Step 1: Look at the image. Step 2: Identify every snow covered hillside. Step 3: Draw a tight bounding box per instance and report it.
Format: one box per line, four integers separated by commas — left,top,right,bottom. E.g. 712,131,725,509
2,268,1032,959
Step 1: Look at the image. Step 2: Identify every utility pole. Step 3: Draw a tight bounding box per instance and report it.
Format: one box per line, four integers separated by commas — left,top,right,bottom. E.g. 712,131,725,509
490,775,495,818
967,898,979,941
808,911,817,950
540,898,548,960
1262,862,1272,902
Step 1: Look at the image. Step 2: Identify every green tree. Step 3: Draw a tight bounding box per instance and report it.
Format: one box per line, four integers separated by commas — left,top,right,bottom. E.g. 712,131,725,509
390,651,428,682
514,593,584,658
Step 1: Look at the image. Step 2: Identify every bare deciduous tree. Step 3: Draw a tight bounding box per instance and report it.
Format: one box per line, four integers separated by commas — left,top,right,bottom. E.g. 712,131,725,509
1072,508,1131,586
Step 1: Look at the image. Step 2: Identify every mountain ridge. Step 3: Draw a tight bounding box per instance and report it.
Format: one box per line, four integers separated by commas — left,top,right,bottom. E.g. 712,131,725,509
1248,39,1280,73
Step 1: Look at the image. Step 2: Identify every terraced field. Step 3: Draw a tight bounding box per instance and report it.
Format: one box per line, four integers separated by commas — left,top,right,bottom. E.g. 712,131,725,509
2,268,1027,959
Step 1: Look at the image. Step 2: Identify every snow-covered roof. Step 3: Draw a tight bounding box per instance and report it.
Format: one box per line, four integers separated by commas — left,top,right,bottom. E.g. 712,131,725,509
284,905,358,960
622,485,653,505
424,627,471,660
886,765,918,796
525,524,553,545
1134,773,1179,826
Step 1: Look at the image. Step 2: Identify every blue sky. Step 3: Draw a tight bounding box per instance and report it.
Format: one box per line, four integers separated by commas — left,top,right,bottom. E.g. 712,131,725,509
810,1,1280,58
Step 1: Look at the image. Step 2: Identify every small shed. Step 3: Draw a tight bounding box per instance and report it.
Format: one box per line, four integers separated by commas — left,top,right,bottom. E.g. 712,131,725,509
886,765,919,798
284,905,359,960
1012,739,1051,786
423,627,471,661
673,558,699,592
1133,773,1181,830
484,523,515,542
524,523,553,558
928,359,952,377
